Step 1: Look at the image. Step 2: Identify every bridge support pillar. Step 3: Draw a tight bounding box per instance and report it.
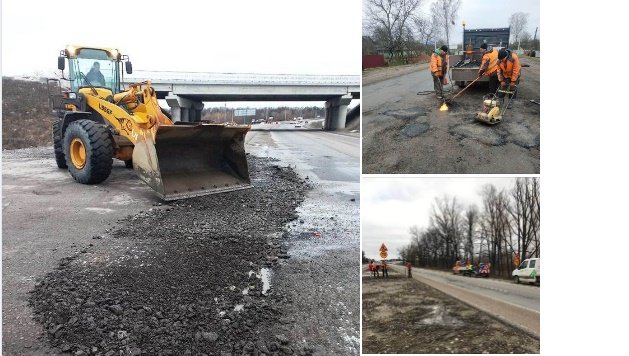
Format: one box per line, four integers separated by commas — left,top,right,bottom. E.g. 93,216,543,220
165,93,204,123
191,102,204,122
324,94,352,130
181,108,189,122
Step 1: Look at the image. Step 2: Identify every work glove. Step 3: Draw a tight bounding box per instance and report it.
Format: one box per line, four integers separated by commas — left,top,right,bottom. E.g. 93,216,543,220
500,81,507,89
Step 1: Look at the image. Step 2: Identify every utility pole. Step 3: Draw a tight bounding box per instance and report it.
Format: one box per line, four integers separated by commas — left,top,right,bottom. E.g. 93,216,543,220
533,26,538,50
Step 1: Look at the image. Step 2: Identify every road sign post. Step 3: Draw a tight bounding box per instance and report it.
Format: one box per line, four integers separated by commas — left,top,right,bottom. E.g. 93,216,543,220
379,243,388,259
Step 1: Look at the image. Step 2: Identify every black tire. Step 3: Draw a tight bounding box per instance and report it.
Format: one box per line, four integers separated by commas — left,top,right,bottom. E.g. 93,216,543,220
124,159,133,169
52,120,67,168
514,276,520,284
63,120,113,184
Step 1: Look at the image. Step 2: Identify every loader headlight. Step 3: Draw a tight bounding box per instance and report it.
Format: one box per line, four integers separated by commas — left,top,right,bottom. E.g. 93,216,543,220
110,49,118,59
68,92,77,99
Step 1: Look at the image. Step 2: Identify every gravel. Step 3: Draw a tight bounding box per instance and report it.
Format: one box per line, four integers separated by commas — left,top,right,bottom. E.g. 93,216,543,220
29,156,315,355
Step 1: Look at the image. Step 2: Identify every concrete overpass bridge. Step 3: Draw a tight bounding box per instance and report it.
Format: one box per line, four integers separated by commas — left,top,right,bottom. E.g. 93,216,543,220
123,71,360,129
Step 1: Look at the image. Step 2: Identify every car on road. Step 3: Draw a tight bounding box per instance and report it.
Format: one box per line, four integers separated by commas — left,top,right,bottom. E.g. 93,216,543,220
512,258,540,285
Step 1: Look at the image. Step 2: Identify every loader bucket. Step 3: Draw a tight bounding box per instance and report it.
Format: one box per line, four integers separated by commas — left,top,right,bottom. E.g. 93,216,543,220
132,124,251,200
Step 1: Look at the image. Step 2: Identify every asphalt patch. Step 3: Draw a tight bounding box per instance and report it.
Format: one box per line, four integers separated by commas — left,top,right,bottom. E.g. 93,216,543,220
502,122,540,149
400,122,430,138
449,121,506,146
384,107,428,120
29,156,315,356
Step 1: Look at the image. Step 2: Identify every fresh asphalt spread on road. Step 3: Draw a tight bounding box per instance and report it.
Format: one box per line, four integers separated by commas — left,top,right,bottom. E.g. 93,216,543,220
2,129,360,355
389,265,540,337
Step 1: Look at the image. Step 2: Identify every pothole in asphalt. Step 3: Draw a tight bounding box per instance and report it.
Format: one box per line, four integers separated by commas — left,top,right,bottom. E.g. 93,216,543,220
384,107,428,120
449,121,506,146
400,120,430,137
502,123,539,148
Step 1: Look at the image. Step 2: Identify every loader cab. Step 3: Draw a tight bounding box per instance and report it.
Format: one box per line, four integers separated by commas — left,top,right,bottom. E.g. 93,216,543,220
59,46,128,95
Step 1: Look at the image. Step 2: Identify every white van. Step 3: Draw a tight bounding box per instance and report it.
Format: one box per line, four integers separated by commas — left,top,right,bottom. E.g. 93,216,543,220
512,258,540,285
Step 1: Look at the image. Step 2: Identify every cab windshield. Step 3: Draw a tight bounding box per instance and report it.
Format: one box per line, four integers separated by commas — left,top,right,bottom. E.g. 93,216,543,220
69,48,119,93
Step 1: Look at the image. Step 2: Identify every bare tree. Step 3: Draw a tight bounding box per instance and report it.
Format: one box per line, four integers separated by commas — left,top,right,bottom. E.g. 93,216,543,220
365,0,423,59
463,205,479,260
431,195,462,266
509,12,529,47
481,184,513,276
398,179,540,279
413,12,441,47
430,0,461,48
508,178,535,263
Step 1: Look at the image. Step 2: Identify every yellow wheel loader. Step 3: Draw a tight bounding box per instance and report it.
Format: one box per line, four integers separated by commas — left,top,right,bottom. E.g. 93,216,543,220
49,45,251,200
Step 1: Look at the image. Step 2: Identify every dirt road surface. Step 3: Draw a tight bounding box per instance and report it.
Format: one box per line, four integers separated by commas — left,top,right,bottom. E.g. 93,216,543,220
389,265,540,337
362,57,540,174
3,130,359,355
362,267,540,354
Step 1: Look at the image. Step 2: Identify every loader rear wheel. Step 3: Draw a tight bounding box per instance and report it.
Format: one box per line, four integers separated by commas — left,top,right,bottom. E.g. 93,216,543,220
52,121,67,169
63,120,113,184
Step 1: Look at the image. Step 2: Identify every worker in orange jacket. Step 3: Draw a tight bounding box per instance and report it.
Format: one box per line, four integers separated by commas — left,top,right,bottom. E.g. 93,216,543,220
405,260,412,278
380,260,389,278
368,260,376,278
478,43,499,93
497,48,521,99
430,45,449,100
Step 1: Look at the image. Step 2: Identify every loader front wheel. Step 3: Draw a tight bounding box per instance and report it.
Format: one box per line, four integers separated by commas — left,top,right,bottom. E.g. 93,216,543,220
52,120,67,169
63,120,113,184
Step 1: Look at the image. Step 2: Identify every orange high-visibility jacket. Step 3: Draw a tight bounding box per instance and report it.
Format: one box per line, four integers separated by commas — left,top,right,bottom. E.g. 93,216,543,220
497,53,521,82
479,49,499,76
430,53,449,77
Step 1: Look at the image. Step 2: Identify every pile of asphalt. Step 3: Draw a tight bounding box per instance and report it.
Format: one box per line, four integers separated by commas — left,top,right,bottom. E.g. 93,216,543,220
29,156,312,356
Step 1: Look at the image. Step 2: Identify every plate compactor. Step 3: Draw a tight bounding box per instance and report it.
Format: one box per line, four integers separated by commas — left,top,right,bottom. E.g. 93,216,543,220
476,88,515,125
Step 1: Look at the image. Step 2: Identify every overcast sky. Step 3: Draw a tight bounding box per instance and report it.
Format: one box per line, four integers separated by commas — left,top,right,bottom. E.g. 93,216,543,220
362,177,518,260
1,0,361,108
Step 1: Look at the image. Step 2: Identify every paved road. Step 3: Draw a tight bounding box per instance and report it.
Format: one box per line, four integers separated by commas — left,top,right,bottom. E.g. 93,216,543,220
413,267,539,312
2,130,360,354
362,63,439,125
2,148,158,355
